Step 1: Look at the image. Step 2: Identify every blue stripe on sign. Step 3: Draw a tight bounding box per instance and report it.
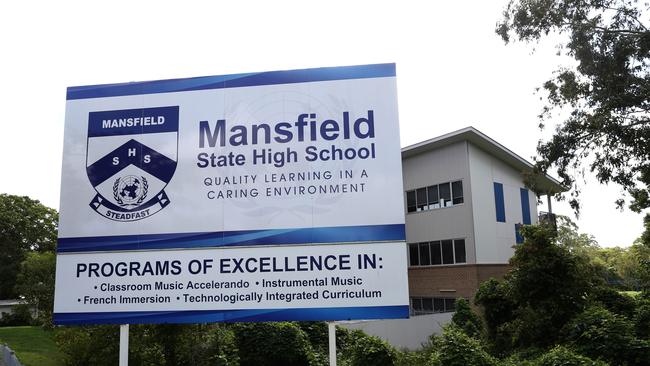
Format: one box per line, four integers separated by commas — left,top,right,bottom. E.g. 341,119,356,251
57,224,406,253
494,182,506,222
66,63,397,100
53,305,410,325
520,188,531,225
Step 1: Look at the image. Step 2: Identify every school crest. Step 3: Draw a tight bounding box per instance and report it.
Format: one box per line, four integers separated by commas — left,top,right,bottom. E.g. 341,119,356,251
86,106,178,221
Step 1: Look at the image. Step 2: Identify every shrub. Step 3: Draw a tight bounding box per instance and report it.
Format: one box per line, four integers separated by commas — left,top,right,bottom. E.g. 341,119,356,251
451,298,483,339
0,303,33,326
429,325,496,366
533,346,607,366
233,322,315,366
344,329,397,366
55,325,119,366
635,299,650,339
563,306,649,365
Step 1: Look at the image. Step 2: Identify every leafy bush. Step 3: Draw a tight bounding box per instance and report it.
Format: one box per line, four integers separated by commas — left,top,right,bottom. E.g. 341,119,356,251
451,298,483,339
55,324,239,366
0,303,34,326
344,330,398,366
588,286,637,318
635,299,650,339
533,346,607,366
563,306,649,365
55,325,119,366
428,325,496,366
232,322,316,366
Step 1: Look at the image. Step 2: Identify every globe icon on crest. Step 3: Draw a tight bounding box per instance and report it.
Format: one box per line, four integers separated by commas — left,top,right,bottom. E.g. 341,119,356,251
114,175,147,206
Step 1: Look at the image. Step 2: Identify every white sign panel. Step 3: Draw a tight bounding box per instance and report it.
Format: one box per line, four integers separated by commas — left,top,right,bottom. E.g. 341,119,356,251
54,64,408,324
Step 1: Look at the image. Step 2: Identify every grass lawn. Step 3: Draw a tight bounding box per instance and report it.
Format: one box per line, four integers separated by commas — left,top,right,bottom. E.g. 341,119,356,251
0,326,64,366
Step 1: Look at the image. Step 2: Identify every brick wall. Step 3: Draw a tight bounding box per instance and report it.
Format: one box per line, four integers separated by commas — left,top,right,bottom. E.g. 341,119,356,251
408,264,509,300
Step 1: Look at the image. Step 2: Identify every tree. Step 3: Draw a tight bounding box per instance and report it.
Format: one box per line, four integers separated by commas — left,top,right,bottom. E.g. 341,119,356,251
0,194,58,299
428,326,497,366
15,251,56,325
497,0,650,212
476,225,598,354
562,306,650,365
451,298,484,339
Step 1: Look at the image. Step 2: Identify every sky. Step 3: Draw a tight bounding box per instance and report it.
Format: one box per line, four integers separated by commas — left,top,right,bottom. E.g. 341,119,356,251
0,0,645,247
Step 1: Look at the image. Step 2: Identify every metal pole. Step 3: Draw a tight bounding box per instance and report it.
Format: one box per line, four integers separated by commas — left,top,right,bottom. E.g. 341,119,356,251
119,324,129,366
328,322,337,366
547,193,553,214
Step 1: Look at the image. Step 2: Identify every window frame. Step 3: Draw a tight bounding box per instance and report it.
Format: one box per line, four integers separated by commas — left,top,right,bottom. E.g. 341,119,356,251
405,180,464,214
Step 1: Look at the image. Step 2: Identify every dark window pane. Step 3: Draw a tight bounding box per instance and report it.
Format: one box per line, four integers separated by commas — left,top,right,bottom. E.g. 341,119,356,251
419,242,431,265
494,182,506,222
407,191,416,212
427,185,439,207
422,298,433,312
433,298,444,312
442,240,454,264
454,239,466,263
439,183,451,207
445,298,456,312
412,298,422,311
416,188,428,211
452,181,464,204
409,244,419,266
432,241,442,265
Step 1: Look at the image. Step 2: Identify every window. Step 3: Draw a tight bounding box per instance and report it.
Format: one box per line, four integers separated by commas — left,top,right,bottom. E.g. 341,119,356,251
411,298,423,313
416,188,427,211
432,241,442,265
407,191,416,213
520,188,531,225
408,238,466,267
439,182,451,207
515,224,524,244
419,242,431,266
442,240,454,264
494,182,506,222
452,181,464,204
410,297,464,315
454,239,466,263
444,298,456,312
427,185,439,209
409,243,419,266
405,180,463,214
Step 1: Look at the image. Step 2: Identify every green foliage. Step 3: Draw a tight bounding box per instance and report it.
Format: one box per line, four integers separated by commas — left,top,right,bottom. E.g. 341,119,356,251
451,298,483,339
428,325,496,366
474,278,515,355
55,325,119,366
55,324,239,366
497,0,650,212
146,324,239,366
588,286,637,318
0,303,34,326
533,346,607,366
563,306,649,365
341,329,398,366
635,298,650,339
297,321,329,352
0,194,58,299
232,322,316,366
15,251,56,325
475,225,593,353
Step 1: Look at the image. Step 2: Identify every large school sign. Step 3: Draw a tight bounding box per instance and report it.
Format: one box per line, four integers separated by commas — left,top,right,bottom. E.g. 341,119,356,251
53,64,409,325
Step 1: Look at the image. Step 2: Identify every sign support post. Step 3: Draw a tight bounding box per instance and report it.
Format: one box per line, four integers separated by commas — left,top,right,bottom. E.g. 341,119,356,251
119,324,129,366
328,322,336,366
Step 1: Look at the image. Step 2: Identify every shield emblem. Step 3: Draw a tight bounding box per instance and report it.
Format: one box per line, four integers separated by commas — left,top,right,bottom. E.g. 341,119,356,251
86,106,178,221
